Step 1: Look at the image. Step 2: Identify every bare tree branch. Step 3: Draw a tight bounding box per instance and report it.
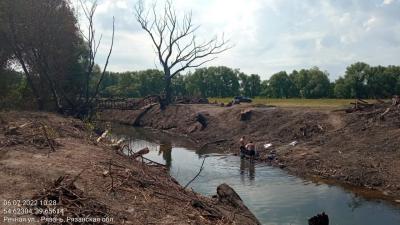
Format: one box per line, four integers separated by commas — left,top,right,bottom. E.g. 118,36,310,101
77,0,115,116
183,157,206,189
90,16,115,103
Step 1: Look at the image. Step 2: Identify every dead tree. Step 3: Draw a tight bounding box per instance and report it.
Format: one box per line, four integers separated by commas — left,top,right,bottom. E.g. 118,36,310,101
134,0,232,104
77,0,115,117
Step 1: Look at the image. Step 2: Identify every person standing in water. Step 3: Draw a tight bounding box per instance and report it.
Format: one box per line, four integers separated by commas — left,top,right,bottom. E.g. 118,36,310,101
239,136,247,155
246,141,256,160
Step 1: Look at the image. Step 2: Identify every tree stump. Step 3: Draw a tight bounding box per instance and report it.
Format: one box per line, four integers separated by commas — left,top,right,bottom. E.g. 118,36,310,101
308,212,329,225
240,109,252,121
195,113,207,129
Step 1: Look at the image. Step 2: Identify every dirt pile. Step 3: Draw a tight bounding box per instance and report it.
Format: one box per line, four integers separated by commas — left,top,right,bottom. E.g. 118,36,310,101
0,111,259,225
344,100,400,129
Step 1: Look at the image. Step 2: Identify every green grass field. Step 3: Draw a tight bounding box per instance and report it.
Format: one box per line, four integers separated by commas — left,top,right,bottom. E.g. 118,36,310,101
208,97,370,108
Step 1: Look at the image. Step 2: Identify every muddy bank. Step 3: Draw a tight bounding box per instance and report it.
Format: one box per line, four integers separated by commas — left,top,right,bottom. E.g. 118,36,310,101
0,111,260,225
98,103,400,201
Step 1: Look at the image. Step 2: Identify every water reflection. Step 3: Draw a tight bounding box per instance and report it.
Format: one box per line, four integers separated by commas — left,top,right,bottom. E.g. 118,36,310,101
110,125,400,225
240,159,255,182
347,194,365,212
159,142,172,168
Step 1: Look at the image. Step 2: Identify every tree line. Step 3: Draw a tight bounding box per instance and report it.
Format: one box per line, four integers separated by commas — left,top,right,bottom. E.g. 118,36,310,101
3,62,400,110
91,63,400,99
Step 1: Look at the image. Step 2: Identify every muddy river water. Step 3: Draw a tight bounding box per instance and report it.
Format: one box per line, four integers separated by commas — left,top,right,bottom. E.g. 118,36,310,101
111,125,400,225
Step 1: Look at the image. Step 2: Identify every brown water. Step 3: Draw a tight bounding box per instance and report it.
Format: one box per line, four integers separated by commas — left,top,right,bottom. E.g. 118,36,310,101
111,125,400,225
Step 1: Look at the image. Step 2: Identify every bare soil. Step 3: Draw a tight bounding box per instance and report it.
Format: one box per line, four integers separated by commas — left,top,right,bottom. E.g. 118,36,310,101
98,103,400,202
0,111,260,225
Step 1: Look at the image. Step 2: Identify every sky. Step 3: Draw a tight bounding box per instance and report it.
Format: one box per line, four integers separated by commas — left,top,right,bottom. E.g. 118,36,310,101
75,0,400,80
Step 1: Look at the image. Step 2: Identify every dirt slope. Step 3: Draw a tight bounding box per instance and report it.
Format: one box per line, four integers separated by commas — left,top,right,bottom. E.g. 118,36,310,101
0,111,260,225
98,103,400,202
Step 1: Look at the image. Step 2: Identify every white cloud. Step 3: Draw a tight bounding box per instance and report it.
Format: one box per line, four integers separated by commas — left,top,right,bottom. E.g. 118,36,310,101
77,0,400,80
363,16,377,31
383,0,394,5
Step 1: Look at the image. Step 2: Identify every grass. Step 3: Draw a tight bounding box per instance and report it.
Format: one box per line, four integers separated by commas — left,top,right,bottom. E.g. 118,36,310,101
208,97,372,108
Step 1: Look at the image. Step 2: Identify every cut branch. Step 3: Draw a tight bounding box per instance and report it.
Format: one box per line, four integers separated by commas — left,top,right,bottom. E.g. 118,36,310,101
183,157,206,189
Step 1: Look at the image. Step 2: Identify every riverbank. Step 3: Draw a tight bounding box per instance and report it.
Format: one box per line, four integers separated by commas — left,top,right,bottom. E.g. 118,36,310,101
98,103,400,203
0,111,260,225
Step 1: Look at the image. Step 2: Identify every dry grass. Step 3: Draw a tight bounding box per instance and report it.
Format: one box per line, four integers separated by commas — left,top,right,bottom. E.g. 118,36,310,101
209,97,378,109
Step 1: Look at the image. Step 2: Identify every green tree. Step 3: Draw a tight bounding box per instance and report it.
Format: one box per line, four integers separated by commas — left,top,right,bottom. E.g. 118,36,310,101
238,73,261,97
0,69,25,108
185,66,239,97
290,69,309,98
343,62,370,98
303,67,331,98
381,65,400,97
1,0,81,110
171,74,187,97
365,66,388,98
260,80,271,97
333,77,352,99
267,71,293,98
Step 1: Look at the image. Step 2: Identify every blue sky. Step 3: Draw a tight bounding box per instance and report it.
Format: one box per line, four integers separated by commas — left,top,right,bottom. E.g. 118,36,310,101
76,0,400,80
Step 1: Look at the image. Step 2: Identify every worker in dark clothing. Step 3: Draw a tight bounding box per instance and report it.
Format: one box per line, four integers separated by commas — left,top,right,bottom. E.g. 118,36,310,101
239,136,247,156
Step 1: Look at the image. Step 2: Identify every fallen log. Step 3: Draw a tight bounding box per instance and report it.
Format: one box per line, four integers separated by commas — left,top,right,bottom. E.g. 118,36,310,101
96,130,109,143
216,183,261,225
132,103,157,126
379,107,391,119
217,183,245,209
357,98,369,104
131,147,150,158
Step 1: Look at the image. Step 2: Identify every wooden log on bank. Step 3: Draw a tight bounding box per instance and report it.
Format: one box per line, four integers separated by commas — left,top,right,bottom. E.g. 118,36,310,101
131,147,150,158
216,183,261,225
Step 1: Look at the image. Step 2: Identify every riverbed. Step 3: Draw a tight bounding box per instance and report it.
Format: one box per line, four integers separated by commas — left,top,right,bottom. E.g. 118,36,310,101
111,125,400,225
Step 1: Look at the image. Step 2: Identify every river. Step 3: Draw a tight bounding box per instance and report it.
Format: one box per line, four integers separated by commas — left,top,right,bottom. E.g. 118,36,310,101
111,125,400,225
